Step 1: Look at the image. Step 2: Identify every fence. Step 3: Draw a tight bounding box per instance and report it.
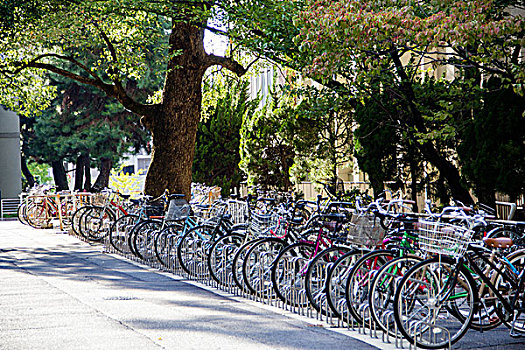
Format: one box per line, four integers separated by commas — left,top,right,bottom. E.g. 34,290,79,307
238,181,373,200
1,198,21,219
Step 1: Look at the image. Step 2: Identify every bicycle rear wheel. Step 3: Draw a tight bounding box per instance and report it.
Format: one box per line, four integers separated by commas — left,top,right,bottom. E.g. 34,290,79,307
305,245,352,314
207,233,245,286
271,241,316,306
243,237,285,296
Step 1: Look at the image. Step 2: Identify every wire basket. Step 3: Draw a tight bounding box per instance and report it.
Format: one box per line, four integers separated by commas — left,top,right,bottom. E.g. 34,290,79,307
417,220,474,258
249,211,281,235
166,198,191,220
199,201,228,224
345,213,386,246
227,200,249,225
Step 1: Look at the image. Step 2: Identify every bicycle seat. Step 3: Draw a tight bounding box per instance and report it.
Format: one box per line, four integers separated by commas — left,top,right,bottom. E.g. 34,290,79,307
483,237,514,249
168,194,186,200
321,212,347,222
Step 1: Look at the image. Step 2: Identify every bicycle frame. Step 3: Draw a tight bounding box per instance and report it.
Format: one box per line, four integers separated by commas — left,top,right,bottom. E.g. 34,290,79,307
465,247,525,316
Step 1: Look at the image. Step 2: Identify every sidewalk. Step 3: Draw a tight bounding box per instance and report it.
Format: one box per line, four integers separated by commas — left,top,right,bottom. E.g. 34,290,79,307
0,221,380,350
1,221,524,350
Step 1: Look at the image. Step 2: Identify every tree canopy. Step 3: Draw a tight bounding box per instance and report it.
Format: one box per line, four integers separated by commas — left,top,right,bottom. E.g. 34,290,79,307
0,0,248,198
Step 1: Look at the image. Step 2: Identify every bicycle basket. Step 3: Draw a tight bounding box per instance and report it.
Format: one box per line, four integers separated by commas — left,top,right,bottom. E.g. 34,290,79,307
146,202,164,217
249,211,280,235
417,220,474,258
345,213,386,246
227,200,249,225
200,201,228,225
166,198,191,220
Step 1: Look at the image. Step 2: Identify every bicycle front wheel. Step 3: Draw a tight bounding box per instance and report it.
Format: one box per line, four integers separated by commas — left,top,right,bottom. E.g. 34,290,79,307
393,257,478,349
243,237,286,296
177,225,214,277
109,214,139,254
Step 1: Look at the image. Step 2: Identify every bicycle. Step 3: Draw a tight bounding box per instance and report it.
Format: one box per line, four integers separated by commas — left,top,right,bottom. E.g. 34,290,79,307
393,216,525,348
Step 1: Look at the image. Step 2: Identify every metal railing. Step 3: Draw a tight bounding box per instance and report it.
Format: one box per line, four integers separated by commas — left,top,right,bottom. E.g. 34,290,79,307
1,198,21,218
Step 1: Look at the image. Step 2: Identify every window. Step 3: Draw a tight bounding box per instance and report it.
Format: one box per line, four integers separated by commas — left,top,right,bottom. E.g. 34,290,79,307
137,157,151,173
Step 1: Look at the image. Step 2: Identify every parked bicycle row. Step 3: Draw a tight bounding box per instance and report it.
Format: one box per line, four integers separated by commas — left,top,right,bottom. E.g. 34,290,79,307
16,183,221,231
58,187,525,349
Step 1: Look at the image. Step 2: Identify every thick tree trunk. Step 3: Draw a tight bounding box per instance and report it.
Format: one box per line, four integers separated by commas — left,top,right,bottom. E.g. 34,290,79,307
51,160,69,191
143,23,208,199
93,158,113,191
21,156,35,188
137,19,245,199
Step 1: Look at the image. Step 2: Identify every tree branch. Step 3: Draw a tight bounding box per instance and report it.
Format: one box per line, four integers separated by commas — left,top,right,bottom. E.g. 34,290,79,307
18,61,160,117
13,53,102,83
204,54,246,77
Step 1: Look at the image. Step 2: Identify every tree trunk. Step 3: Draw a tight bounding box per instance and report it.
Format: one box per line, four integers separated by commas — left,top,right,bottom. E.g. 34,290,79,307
74,155,85,191
51,160,69,191
83,156,91,191
409,155,419,212
390,49,474,205
21,156,35,188
93,158,113,191
143,23,208,199
418,141,473,204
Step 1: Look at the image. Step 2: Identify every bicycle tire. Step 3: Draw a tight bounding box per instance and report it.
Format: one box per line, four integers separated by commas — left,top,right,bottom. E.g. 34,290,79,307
242,237,286,296
17,203,29,226
494,249,525,334
368,255,424,336
232,238,266,293
304,245,352,313
345,249,396,325
393,256,478,349
177,224,214,277
71,206,90,235
109,214,139,254
131,219,163,261
154,223,183,268
325,248,369,319
270,241,316,306
25,201,50,229
207,233,245,286
80,206,116,241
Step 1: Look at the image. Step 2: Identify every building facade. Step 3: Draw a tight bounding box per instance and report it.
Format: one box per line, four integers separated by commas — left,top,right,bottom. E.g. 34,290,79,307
0,107,22,199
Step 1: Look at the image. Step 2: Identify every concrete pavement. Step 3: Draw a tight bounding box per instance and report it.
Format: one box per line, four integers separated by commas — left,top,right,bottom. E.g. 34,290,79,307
0,221,380,350
1,221,524,350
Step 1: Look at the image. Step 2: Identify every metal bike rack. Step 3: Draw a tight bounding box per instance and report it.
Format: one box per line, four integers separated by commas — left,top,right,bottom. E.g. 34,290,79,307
100,220,452,350
408,320,451,350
